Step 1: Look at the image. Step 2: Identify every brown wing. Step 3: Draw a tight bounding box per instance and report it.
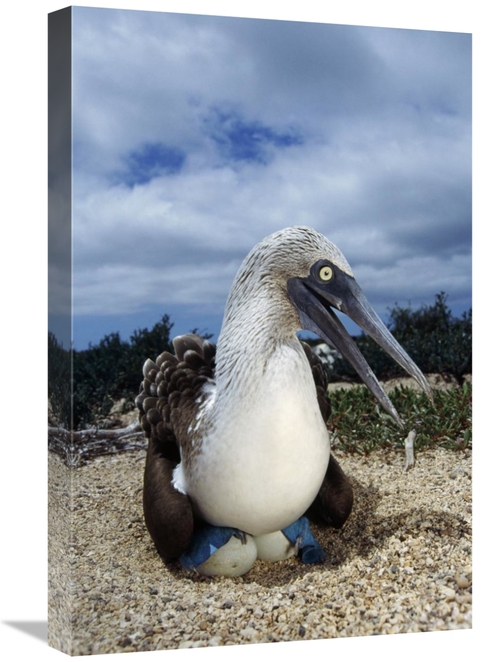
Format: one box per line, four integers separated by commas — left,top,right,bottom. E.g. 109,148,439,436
136,334,216,459
136,334,216,561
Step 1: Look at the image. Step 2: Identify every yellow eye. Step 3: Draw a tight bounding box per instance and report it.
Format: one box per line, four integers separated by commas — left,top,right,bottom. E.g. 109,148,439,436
318,265,333,281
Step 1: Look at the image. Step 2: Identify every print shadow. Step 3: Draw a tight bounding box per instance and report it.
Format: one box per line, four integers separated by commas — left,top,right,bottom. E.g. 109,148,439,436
3,620,47,643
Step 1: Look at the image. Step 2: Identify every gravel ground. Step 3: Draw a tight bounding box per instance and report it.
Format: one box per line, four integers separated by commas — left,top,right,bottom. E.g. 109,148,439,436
48,444,472,656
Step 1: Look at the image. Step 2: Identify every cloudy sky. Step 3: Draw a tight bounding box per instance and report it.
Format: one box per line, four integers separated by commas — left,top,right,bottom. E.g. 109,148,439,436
51,6,471,349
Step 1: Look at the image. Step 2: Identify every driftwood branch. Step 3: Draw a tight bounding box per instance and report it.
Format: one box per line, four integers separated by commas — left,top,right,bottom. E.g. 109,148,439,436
48,421,145,465
48,420,142,442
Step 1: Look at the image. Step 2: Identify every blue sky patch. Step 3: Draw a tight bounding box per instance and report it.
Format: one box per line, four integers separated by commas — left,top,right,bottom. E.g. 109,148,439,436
206,110,303,164
121,142,185,186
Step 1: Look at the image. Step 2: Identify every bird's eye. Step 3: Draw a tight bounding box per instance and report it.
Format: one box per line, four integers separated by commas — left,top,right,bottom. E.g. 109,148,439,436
318,265,333,282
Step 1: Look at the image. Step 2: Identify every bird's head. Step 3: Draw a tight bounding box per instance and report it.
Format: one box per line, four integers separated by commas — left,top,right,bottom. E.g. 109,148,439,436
270,226,431,427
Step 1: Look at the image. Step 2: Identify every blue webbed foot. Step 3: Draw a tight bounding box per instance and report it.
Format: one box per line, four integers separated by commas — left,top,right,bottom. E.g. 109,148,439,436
180,525,242,570
281,516,326,564
180,525,257,576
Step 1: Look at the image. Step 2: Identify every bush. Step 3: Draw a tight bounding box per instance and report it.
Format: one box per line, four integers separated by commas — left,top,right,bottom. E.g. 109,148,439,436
69,314,214,429
72,314,175,429
328,381,472,453
48,331,71,428
72,331,129,429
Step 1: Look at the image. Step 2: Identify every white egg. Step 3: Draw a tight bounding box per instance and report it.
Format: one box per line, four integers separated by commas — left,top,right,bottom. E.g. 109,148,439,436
196,535,258,577
254,531,297,562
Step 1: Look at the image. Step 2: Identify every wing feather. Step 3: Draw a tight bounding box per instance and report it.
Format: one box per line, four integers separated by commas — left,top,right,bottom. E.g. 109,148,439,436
136,334,216,560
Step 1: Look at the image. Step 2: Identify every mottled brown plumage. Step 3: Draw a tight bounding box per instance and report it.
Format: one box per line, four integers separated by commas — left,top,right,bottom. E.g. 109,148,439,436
136,335,215,560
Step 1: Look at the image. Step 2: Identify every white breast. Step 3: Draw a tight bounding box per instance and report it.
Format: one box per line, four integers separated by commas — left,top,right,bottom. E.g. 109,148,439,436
184,343,331,535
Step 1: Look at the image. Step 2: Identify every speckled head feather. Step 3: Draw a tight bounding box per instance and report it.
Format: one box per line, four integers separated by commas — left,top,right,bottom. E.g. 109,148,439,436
226,226,353,307
247,226,351,271
217,226,354,370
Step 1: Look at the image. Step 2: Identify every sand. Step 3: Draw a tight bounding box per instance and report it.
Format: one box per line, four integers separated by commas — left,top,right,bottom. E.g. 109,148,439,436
48,443,472,655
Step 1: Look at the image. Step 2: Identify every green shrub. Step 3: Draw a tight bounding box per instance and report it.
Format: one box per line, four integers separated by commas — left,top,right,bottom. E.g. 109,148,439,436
328,381,472,453
48,331,71,428
72,331,128,428
72,314,175,429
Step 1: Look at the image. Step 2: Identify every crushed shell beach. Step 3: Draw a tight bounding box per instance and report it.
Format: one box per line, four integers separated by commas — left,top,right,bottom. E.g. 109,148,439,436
48,442,471,655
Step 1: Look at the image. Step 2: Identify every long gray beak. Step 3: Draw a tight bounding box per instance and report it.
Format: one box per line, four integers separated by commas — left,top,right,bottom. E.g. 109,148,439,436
288,267,432,427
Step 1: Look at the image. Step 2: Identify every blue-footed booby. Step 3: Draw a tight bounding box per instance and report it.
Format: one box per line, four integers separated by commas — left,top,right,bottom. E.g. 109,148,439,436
136,226,431,576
